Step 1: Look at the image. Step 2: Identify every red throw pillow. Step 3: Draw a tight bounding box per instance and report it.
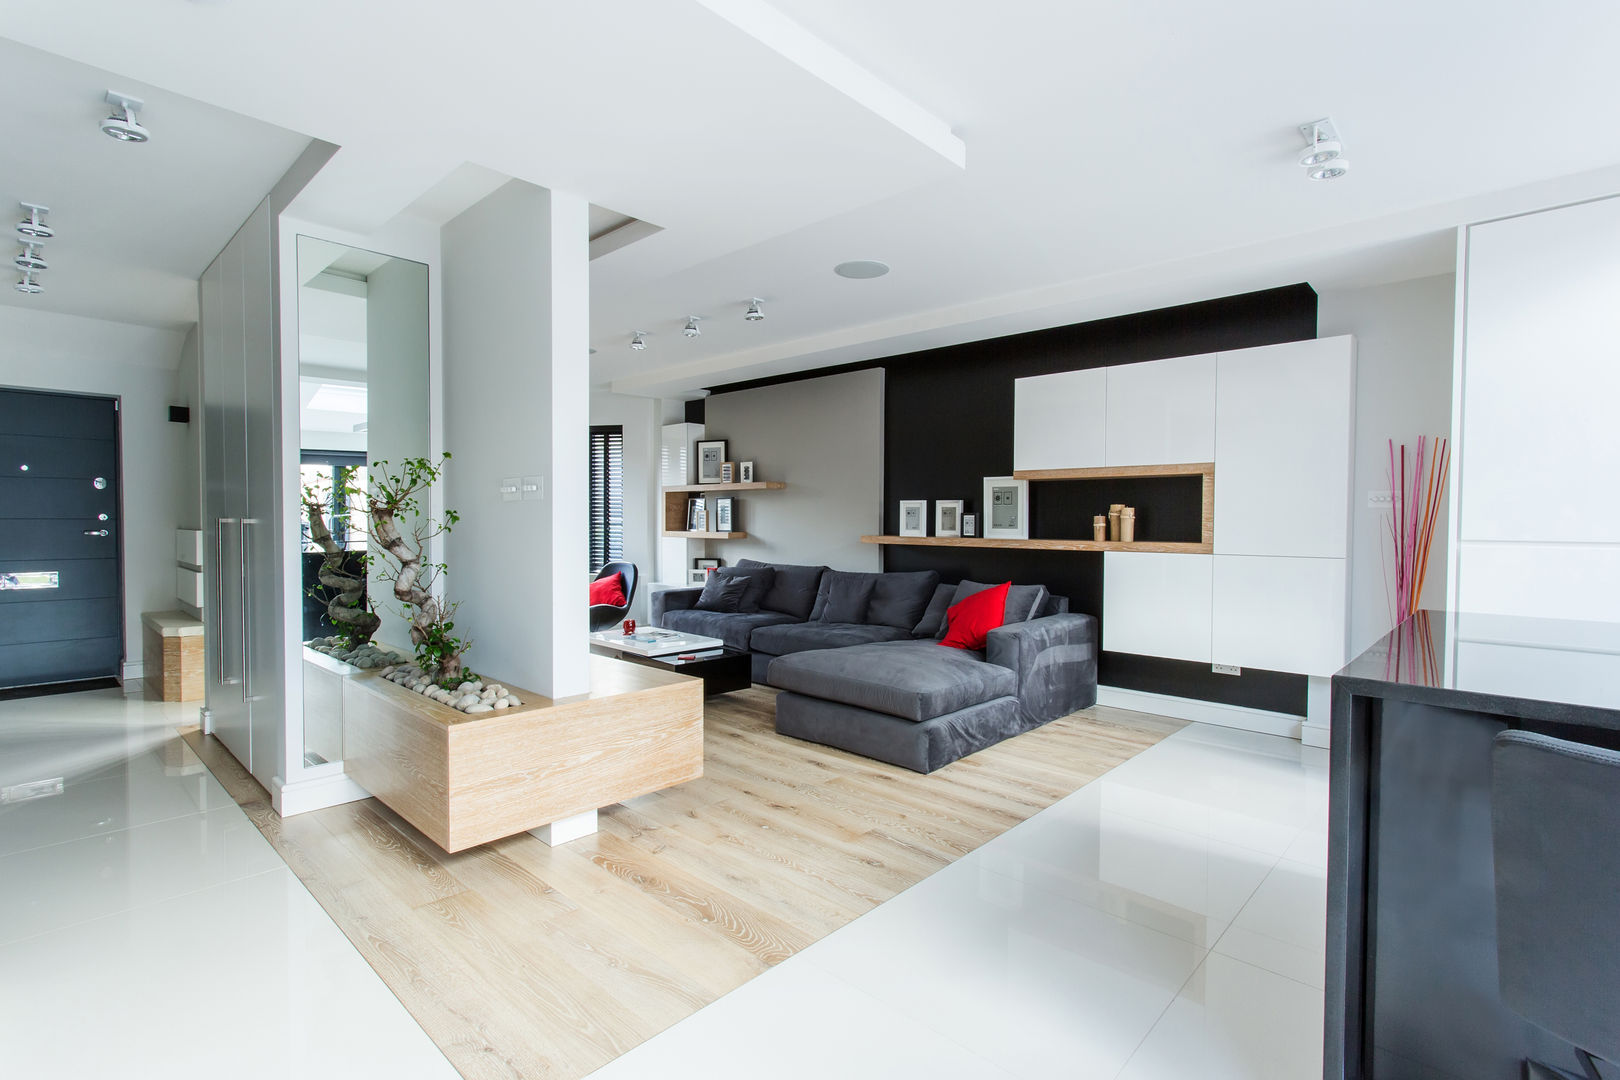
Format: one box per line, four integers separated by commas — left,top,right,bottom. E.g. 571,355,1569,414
939,581,1010,650
589,573,626,607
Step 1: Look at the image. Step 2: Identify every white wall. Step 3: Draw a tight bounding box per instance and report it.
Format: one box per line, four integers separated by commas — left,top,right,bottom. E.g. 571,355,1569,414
1318,273,1456,654
1451,194,1620,622
0,306,187,676
174,325,202,532
702,369,884,573
442,179,590,698
589,389,659,623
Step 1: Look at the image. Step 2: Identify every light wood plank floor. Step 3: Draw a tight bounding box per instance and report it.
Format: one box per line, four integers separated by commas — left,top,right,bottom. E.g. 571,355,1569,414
185,687,1183,1080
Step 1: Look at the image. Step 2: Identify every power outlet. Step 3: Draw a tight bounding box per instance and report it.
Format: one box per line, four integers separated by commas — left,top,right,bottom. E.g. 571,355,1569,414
499,477,521,503
1212,663,1241,676
1367,490,1393,510
521,476,543,501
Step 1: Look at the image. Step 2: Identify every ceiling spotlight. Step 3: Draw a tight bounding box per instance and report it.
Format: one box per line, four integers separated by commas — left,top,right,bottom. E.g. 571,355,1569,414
834,260,890,279
1307,159,1351,181
683,316,702,338
1297,118,1348,178
101,91,150,143
17,203,52,240
14,243,47,272
744,298,765,322
14,272,42,295
630,331,647,351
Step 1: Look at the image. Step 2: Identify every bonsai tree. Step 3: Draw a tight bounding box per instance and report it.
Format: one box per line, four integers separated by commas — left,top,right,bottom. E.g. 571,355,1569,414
360,453,473,685
301,472,380,648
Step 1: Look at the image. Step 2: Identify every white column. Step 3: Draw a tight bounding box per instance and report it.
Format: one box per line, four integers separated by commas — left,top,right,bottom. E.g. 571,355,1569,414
442,180,591,699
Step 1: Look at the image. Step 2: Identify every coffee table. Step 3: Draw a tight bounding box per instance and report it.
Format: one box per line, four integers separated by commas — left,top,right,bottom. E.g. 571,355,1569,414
589,630,751,696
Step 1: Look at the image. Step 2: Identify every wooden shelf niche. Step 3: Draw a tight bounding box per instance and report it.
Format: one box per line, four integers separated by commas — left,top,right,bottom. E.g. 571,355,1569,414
866,462,1214,554
662,481,786,541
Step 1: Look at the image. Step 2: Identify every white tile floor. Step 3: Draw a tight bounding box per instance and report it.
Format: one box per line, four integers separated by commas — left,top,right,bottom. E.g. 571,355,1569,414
0,687,458,1080
0,687,1329,1080
591,722,1330,1080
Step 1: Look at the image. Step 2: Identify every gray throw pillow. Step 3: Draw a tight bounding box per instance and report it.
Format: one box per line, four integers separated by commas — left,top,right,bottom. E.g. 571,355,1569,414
695,574,750,613
718,565,774,612
738,559,827,619
911,583,956,639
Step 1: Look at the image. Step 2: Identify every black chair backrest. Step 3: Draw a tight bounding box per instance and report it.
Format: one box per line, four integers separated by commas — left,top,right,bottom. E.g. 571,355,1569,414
1492,729,1620,1064
596,561,638,610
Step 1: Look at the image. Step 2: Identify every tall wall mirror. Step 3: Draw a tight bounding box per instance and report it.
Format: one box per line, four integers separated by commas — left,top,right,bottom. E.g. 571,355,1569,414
296,236,429,767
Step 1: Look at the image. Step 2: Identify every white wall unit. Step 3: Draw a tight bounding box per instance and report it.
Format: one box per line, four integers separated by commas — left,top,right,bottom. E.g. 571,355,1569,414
1104,354,1217,466
1013,367,1105,471
1214,336,1355,559
1212,555,1347,677
1103,552,1212,662
176,566,205,608
1452,195,1620,622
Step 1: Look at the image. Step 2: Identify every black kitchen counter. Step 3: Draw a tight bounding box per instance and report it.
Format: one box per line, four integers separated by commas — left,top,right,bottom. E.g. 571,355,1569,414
1327,611,1620,1079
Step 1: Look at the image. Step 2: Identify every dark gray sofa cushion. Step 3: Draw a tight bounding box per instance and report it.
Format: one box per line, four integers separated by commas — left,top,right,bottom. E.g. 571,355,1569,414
809,571,877,623
951,579,1049,625
713,565,775,612
775,691,1023,774
911,583,955,639
867,570,940,630
767,640,1018,723
694,574,751,613
658,609,798,652
737,559,827,620
750,621,910,656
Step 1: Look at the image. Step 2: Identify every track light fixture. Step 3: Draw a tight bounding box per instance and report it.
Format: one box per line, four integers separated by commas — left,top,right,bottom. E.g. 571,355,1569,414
101,91,150,143
1298,118,1349,180
744,298,764,322
630,331,647,351
17,203,52,241
683,316,702,338
14,243,47,272
14,272,42,295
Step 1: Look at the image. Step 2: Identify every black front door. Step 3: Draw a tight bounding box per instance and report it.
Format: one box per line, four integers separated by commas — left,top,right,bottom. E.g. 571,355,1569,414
0,388,122,689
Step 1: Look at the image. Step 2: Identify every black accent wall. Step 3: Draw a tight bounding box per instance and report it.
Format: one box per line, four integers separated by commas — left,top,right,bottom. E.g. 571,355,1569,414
708,284,1319,714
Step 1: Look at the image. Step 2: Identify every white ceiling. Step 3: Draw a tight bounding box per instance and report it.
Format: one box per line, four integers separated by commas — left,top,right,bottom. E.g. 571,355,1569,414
0,37,310,330
4,2,1619,388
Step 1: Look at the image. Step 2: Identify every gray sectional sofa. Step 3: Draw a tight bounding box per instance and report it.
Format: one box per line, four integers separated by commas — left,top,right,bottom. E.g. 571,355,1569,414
650,559,1098,773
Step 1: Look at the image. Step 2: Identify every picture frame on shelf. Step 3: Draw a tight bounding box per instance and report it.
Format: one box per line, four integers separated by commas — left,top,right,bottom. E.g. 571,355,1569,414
686,497,708,532
935,500,964,538
982,476,1029,539
720,462,736,484
688,569,708,586
962,513,978,538
695,558,721,571
739,461,755,483
715,497,736,532
899,499,928,537
696,440,727,484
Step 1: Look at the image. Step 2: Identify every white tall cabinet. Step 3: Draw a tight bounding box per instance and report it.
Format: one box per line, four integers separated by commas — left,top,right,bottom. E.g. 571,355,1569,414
200,198,285,791
1018,336,1356,718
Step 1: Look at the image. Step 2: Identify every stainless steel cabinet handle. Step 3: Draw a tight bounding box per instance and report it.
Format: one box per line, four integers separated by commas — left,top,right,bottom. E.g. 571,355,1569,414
215,518,237,685
239,519,253,704
81,529,109,537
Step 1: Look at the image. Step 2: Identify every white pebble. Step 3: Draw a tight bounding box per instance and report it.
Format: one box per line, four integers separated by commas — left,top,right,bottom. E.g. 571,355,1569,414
505,696,521,707
464,703,493,714
493,698,510,709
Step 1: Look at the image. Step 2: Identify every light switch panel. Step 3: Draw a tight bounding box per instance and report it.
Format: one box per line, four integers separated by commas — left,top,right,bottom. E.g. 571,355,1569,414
521,476,543,501
499,477,521,502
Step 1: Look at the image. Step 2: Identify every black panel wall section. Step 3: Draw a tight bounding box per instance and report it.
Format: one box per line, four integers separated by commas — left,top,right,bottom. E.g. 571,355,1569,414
707,284,1319,714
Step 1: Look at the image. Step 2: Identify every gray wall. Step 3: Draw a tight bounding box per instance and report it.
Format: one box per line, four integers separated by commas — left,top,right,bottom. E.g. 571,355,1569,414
1318,272,1456,656
702,368,883,573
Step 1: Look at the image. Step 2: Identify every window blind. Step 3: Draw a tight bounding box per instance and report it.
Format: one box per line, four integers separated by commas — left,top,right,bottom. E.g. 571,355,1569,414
589,425,625,574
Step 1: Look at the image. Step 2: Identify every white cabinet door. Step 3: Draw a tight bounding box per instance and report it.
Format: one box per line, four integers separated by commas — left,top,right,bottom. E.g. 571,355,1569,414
1105,353,1217,466
1103,552,1213,662
1214,337,1354,558
1014,367,1105,471
1212,555,1347,676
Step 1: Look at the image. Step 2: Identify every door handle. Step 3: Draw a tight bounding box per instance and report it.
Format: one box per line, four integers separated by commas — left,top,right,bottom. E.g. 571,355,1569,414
239,519,257,704
215,518,237,685
82,529,109,537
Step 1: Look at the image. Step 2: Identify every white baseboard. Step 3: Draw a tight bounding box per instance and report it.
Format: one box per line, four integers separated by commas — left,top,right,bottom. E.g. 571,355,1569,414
120,660,146,683
1299,720,1331,749
272,770,372,816
1096,686,1303,740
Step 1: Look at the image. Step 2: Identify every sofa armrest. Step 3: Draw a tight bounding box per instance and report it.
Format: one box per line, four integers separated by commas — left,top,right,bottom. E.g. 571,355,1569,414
650,586,703,625
985,613,1099,724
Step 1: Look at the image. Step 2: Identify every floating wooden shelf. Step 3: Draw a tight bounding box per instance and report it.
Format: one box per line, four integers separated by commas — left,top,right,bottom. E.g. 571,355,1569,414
861,535,1212,554
1012,462,1212,481
662,481,786,493
664,530,748,540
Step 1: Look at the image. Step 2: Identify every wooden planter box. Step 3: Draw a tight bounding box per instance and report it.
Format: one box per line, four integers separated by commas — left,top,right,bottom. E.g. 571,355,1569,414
341,654,703,852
